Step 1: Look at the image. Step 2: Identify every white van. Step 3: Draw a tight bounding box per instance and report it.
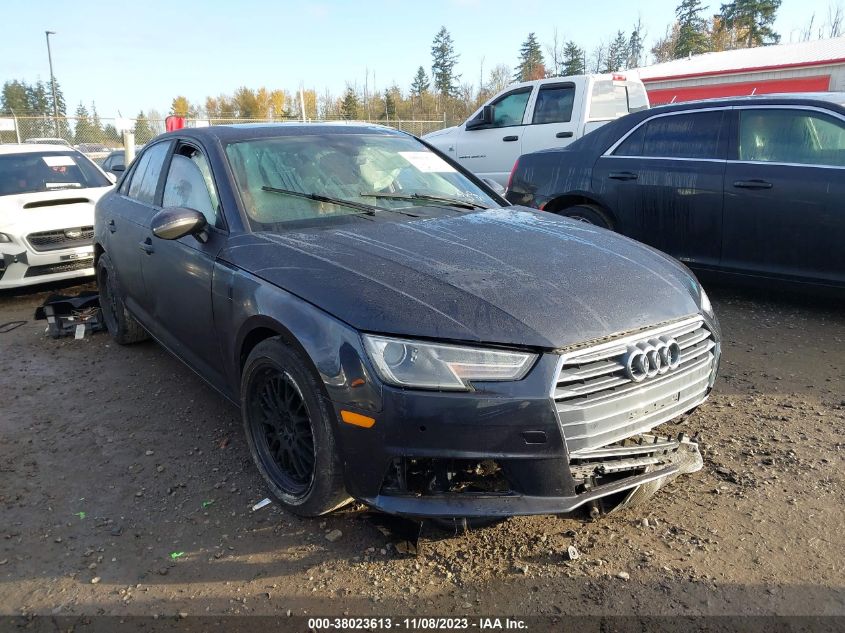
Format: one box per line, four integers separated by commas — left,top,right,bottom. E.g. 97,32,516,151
423,74,650,186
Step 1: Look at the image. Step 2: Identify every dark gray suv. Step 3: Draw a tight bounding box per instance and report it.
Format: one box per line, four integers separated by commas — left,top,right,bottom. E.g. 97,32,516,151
94,123,720,522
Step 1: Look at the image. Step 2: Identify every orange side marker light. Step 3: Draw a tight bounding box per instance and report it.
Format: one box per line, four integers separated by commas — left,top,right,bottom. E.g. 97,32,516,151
340,410,376,428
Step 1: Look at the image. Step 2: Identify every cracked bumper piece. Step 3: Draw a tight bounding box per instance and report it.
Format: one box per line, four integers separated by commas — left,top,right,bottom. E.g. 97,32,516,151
362,433,702,518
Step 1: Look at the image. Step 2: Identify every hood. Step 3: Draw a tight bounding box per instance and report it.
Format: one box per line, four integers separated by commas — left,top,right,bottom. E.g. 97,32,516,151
1,187,109,234
224,208,702,350
422,126,458,141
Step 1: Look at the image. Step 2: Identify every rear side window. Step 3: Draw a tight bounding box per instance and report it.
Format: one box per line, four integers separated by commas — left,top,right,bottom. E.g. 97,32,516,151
589,81,630,120
739,108,845,167
127,143,170,204
614,111,727,160
532,84,575,124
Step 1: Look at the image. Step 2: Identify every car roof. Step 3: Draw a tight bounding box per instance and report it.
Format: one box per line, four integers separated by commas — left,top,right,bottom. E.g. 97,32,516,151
0,143,80,155
649,92,845,113
157,121,410,144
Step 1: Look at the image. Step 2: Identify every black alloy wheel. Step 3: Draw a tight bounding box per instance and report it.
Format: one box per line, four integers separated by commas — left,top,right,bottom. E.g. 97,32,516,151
249,368,316,497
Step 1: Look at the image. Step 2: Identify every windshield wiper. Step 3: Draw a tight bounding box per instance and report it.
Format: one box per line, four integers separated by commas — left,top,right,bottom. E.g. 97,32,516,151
359,191,490,210
261,186,377,216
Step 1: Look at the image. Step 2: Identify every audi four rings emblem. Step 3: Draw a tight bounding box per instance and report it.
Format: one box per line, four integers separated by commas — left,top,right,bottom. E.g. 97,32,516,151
624,337,682,382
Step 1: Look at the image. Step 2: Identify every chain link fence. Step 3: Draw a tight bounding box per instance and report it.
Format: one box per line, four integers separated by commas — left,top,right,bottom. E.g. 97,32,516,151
0,115,449,164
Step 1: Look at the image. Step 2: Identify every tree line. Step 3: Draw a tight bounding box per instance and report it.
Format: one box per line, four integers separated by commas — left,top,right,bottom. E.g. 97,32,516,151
4,0,837,137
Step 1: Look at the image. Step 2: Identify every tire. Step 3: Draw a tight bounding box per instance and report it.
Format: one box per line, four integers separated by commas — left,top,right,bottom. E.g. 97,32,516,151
241,338,351,517
559,204,613,229
97,252,149,345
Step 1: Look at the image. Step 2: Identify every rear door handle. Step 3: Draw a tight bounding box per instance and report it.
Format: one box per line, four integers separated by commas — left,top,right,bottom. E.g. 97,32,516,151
139,238,154,255
609,171,638,181
556,131,574,139
733,179,773,190
107,219,116,233
502,135,519,142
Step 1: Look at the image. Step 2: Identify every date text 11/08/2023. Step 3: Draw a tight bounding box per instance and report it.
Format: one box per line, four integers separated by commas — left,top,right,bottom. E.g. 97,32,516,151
307,617,529,630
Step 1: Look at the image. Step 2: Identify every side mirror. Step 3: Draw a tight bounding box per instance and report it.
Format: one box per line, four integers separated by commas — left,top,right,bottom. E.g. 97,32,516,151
151,207,207,240
112,164,125,173
466,105,494,130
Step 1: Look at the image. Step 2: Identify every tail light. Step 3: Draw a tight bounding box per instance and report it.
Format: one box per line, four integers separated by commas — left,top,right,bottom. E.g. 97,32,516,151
506,158,519,192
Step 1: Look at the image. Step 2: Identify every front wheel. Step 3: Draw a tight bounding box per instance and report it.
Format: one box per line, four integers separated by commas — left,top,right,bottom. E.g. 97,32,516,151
96,252,149,345
559,204,613,230
241,338,351,517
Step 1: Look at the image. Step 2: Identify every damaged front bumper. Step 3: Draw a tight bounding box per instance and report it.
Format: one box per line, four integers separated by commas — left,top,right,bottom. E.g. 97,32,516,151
360,432,703,518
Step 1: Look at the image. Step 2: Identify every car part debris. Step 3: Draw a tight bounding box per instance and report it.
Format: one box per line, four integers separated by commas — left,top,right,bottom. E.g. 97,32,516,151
252,498,271,511
34,291,103,339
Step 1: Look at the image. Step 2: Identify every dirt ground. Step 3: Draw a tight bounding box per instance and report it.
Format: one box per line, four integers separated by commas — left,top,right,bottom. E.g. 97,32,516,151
0,278,843,626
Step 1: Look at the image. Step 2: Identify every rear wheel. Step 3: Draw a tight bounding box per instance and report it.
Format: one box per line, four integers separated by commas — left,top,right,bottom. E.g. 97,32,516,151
96,252,148,345
559,204,613,229
241,338,351,516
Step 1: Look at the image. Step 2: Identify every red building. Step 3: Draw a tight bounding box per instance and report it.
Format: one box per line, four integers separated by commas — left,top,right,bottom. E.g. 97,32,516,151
636,37,845,105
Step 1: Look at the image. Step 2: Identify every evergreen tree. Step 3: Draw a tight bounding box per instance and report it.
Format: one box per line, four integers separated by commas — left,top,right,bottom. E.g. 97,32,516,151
1,80,29,114
410,66,430,97
90,102,104,143
675,0,711,58
431,27,460,97
73,102,94,144
340,87,360,120
134,111,154,144
382,88,397,120
605,30,630,72
562,42,586,76
628,21,645,68
514,32,546,82
720,0,782,47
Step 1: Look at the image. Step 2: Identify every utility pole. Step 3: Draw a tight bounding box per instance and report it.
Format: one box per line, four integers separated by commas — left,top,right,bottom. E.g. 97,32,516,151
45,30,60,136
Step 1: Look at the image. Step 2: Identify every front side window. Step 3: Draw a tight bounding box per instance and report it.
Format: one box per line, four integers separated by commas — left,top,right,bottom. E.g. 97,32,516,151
468,89,532,129
162,147,220,227
614,111,726,160
127,142,170,204
739,109,845,167
225,133,499,230
532,84,575,124
0,151,110,196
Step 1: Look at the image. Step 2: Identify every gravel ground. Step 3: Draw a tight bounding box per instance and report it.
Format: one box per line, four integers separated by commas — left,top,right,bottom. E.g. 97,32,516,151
0,279,843,622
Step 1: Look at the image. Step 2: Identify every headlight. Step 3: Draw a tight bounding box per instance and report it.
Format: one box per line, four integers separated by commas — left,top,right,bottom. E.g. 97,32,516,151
700,287,713,316
0,233,11,243
362,334,536,390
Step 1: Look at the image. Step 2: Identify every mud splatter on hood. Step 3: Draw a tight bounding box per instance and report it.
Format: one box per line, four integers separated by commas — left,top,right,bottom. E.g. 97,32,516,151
222,207,702,349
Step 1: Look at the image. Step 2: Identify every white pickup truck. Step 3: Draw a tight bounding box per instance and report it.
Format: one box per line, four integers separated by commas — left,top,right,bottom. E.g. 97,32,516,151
423,73,649,186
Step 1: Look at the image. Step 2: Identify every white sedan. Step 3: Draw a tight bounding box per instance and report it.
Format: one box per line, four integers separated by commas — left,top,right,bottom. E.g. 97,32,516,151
0,144,114,289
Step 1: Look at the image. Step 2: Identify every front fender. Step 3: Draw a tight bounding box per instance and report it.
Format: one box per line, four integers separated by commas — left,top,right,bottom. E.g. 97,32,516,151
221,263,383,413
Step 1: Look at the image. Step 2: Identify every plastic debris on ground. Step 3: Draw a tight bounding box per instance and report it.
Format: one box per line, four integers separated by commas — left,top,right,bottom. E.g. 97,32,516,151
252,498,271,511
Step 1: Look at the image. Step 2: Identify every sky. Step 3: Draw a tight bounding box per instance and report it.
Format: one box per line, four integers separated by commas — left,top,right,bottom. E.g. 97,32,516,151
0,0,838,120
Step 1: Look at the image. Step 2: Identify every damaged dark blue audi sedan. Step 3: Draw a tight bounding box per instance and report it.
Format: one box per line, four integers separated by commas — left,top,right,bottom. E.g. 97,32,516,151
94,123,720,524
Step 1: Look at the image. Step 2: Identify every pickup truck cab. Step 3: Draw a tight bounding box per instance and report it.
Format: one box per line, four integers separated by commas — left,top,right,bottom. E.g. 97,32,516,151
424,74,649,186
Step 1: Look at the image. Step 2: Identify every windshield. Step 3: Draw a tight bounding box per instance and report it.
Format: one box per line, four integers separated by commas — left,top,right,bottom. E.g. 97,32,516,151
225,132,500,229
0,151,111,196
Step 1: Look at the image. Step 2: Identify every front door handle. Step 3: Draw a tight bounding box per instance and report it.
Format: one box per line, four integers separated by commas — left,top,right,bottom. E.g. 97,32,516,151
556,131,574,139
733,179,773,190
107,219,116,233
609,171,638,181
502,135,519,142
139,238,154,255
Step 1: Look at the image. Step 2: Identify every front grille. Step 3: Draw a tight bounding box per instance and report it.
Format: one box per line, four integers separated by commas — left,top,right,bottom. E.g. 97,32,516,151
26,226,94,252
554,317,716,456
23,258,94,278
